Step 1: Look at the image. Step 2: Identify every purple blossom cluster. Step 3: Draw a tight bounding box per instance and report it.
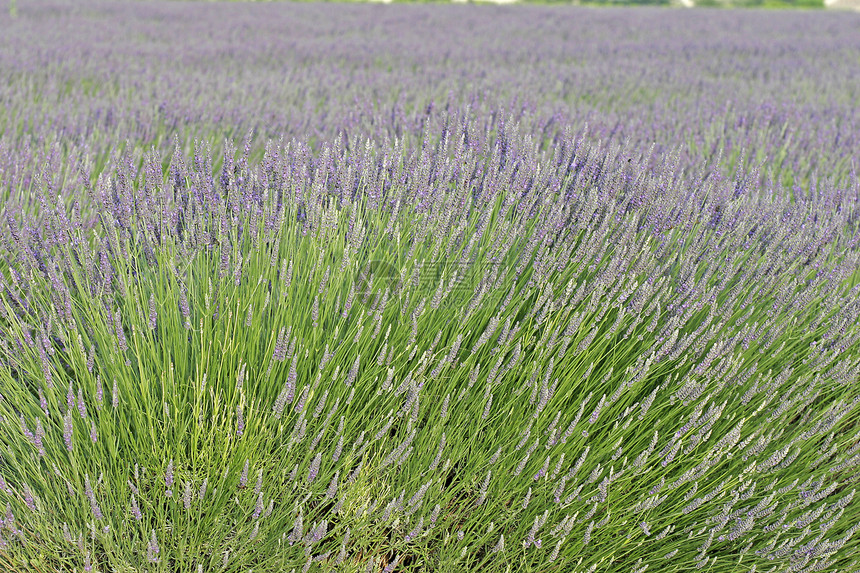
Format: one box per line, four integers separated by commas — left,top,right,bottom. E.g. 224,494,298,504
0,3,858,197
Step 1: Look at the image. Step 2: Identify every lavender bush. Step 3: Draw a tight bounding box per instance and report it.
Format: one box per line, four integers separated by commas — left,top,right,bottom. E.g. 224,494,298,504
1,2,859,572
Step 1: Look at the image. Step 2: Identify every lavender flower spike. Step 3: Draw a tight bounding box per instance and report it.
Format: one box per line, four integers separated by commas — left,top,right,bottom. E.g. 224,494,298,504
165,459,174,497
147,530,160,563
84,474,103,520
307,453,322,484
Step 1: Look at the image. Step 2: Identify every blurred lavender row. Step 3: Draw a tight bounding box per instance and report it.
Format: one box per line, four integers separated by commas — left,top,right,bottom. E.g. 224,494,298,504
1,1,859,205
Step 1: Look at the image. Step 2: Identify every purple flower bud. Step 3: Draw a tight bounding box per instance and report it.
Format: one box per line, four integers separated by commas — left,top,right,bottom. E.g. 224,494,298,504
236,403,244,437
325,472,339,500
428,433,446,472
294,384,309,414
38,387,48,414
23,484,36,512
148,295,157,330
115,311,128,352
273,390,288,418
165,459,174,491
307,453,321,484
0,475,11,495
253,469,264,497
346,355,360,387
290,508,304,545
32,419,45,457
404,517,424,543
253,492,264,520
312,295,319,327
146,530,160,563
588,394,606,425
476,471,491,507
273,327,288,362
179,286,190,320
239,459,249,488
84,474,102,520
482,393,493,420
66,381,75,414
333,434,344,462
183,482,193,510
63,410,74,452
130,494,142,521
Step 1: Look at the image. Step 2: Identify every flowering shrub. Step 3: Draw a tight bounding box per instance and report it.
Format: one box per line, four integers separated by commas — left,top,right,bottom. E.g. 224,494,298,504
0,2,859,573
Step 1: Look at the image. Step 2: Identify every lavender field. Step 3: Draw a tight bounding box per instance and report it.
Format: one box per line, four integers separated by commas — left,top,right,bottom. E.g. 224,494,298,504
1,2,860,572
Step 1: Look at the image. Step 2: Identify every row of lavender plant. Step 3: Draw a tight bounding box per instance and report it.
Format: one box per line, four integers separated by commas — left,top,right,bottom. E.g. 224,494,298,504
0,110,859,571
1,2,859,208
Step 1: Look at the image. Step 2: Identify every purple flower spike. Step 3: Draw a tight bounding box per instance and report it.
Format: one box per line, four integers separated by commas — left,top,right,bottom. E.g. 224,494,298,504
130,494,142,521
84,474,103,520
165,459,174,496
23,485,36,512
307,453,321,484
236,403,244,437
239,459,249,488
147,530,160,563
63,410,74,452
77,388,87,419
